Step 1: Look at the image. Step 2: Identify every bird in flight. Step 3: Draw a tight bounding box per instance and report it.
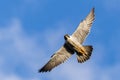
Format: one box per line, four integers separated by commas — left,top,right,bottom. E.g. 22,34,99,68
39,8,95,72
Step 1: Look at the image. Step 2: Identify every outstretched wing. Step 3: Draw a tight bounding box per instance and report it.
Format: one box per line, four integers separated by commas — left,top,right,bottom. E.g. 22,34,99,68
39,43,74,72
72,8,95,44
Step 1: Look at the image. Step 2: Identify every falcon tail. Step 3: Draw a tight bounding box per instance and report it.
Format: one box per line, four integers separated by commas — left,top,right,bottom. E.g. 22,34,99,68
76,45,93,63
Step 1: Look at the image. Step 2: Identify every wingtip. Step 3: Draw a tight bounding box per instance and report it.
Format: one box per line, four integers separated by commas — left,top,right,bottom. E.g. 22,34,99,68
38,68,52,73
38,69,42,73
92,7,95,11
91,7,95,15
38,70,46,73
38,69,46,73
38,68,46,73
91,7,95,20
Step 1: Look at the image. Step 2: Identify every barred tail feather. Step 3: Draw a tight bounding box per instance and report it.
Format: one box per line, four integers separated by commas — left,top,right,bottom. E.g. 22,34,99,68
77,45,93,63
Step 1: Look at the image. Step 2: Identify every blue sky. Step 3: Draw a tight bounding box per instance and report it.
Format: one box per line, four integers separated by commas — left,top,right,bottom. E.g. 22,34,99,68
0,0,120,80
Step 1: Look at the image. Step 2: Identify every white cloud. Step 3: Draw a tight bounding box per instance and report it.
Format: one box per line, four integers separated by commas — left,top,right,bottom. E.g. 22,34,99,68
0,18,44,80
45,59,120,80
0,73,22,80
0,72,41,80
59,63,95,80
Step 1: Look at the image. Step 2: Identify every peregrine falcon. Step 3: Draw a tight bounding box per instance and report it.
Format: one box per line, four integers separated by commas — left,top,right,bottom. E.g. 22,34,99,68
39,8,95,72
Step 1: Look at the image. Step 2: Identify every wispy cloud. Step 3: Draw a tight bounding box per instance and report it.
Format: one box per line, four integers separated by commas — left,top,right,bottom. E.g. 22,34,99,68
0,18,44,80
0,73,22,80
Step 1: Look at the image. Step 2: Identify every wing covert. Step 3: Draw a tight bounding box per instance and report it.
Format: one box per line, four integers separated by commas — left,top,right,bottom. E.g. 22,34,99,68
72,8,95,44
39,43,74,72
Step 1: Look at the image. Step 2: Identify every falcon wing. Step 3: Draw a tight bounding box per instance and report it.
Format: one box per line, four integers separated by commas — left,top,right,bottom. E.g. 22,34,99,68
39,43,74,72
72,8,95,44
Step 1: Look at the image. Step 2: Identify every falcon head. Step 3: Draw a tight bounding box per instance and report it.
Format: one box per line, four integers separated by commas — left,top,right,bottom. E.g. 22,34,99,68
64,34,70,40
